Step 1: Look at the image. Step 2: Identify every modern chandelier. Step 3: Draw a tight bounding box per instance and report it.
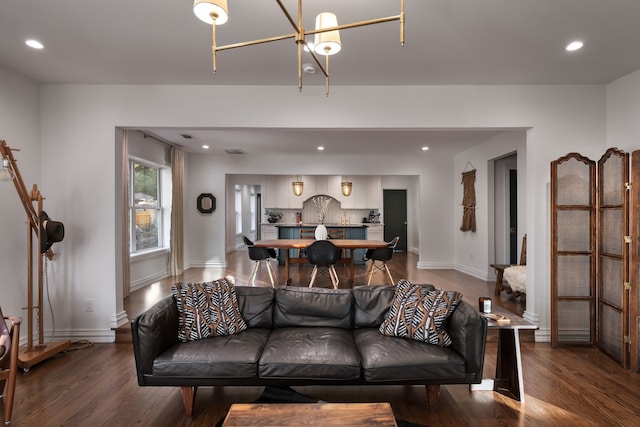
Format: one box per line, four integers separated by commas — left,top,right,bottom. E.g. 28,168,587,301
193,0,406,96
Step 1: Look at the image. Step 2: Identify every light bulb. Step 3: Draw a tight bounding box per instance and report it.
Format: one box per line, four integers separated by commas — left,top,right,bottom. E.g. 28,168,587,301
0,158,14,182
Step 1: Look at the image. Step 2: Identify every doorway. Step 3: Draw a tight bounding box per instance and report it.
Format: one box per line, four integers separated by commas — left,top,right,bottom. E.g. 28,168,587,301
383,189,407,251
508,169,518,264
493,154,518,264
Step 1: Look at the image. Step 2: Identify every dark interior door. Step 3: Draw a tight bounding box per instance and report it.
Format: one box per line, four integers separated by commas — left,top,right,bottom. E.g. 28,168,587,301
383,189,407,251
509,169,518,264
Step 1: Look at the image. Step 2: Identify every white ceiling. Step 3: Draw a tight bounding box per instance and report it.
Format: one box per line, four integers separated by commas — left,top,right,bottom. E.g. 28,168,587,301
3,0,639,154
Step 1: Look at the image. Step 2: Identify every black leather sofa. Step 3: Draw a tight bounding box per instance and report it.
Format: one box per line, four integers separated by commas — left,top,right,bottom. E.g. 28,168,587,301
131,284,487,416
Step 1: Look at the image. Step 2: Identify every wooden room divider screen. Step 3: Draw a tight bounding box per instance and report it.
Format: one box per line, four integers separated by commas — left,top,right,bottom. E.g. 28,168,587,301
551,148,638,371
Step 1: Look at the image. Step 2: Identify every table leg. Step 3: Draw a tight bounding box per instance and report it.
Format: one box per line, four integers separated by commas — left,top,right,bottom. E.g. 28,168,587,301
284,251,291,285
349,254,355,285
494,328,525,402
494,269,504,295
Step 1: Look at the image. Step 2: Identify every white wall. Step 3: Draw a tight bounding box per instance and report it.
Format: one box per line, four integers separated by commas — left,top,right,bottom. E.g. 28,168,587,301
453,131,527,280
607,69,640,152
0,82,609,343
0,66,41,336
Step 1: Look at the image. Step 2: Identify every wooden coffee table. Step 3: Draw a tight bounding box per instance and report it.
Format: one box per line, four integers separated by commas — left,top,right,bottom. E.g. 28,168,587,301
222,402,397,426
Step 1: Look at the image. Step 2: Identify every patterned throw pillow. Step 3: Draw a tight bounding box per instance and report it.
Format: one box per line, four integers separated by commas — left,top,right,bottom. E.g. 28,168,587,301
379,280,462,347
171,277,248,342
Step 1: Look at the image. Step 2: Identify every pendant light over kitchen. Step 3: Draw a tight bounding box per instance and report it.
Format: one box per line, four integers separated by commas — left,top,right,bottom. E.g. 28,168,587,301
292,176,304,196
341,176,352,197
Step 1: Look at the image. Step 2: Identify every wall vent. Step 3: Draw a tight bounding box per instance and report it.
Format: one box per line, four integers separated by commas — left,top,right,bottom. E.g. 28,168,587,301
224,148,246,155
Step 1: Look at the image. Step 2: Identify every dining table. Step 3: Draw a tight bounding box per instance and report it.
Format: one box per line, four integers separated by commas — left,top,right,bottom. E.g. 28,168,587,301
253,239,389,286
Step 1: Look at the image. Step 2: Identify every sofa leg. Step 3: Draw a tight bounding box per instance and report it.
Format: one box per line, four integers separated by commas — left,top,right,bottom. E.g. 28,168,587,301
181,386,197,417
425,385,440,408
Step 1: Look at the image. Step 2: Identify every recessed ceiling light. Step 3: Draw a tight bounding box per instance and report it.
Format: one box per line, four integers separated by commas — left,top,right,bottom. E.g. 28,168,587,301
566,41,583,52
422,146,429,151
317,146,325,151
25,39,44,49
202,145,210,149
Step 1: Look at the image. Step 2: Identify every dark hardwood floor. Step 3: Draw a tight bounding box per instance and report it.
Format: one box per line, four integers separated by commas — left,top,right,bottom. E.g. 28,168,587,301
6,251,640,426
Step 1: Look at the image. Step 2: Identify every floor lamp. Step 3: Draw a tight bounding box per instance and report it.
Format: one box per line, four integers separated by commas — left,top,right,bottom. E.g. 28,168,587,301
0,140,70,371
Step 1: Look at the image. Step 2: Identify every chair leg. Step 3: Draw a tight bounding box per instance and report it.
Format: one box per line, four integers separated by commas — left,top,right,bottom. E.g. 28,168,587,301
248,261,259,286
265,260,276,288
367,261,376,285
329,266,339,289
309,266,318,287
383,262,394,285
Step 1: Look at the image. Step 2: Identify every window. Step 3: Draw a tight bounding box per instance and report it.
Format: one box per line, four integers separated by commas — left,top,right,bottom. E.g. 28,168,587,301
250,189,256,233
131,160,163,252
235,186,242,235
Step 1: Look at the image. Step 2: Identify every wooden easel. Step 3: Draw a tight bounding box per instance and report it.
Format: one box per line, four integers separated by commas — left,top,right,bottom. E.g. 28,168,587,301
0,140,70,371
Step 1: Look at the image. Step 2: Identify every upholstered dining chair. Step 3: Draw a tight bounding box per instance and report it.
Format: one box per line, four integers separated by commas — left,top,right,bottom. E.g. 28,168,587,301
306,240,341,289
242,236,277,288
364,236,400,285
1,307,21,425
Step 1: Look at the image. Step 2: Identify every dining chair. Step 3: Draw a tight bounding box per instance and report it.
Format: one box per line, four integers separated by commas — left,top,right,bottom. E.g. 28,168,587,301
327,228,347,259
297,228,316,259
364,236,400,285
0,307,21,425
306,240,341,289
242,236,277,288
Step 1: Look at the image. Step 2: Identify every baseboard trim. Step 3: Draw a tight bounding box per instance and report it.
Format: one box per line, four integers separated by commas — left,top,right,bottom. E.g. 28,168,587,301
130,270,168,292
45,329,115,344
186,260,228,269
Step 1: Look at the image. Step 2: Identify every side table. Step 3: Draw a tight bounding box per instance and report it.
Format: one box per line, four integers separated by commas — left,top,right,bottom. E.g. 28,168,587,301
470,309,538,402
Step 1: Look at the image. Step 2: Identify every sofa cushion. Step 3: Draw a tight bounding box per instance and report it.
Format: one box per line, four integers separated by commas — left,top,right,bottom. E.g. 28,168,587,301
379,280,462,347
153,328,271,378
259,327,361,380
273,287,353,329
354,329,466,381
352,284,436,328
172,278,247,342
352,285,396,328
236,286,274,329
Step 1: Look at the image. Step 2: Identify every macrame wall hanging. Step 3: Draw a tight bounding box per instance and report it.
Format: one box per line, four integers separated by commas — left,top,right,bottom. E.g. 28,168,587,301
460,162,477,232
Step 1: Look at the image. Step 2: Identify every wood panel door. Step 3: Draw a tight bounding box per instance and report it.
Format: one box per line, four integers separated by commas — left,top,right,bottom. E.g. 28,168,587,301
597,148,630,367
630,151,640,372
551,153,597,347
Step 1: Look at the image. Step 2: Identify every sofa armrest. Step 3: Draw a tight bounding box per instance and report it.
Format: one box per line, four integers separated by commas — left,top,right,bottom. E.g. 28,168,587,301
131,295,179,382
446,300,487,381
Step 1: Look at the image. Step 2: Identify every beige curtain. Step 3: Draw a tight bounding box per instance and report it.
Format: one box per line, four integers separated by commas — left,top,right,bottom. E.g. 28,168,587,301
460,169,477,232
122,130,131,298
168,146,184,276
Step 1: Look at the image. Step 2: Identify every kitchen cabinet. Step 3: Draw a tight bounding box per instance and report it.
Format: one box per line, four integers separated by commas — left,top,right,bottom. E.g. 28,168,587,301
353,176,368,209
260,224,277,240
264,175,309,209
366,176,382,209
367,225,383,241
262,175,278,209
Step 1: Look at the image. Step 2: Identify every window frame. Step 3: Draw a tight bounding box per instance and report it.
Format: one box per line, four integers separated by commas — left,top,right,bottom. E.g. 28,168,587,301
129,158,165,254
